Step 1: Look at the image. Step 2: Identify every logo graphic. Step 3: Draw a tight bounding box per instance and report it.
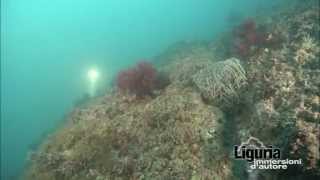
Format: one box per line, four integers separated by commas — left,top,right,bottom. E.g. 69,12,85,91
234,137,302,170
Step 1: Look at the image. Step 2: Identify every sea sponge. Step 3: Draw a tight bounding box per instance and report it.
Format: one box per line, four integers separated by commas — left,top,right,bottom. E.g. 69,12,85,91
192,57,247,105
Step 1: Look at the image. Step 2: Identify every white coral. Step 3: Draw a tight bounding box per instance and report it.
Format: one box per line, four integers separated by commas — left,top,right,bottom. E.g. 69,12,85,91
192,57,247,104
294,35,320,65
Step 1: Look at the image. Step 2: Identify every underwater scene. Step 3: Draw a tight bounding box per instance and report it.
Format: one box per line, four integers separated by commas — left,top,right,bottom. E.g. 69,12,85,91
1,0,319,179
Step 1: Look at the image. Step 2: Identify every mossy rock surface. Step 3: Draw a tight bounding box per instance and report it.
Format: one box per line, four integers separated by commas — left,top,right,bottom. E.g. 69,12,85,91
25,86,233,180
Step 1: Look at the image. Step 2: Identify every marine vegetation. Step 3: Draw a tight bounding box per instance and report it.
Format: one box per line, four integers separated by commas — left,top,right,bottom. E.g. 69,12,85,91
24,1,320,180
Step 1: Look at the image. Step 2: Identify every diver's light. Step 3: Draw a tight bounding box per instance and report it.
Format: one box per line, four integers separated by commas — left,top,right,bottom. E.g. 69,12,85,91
87,67,100,97
87,68,99,82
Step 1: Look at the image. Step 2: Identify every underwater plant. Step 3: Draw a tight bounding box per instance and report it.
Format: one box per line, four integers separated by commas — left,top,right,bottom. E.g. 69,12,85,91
116,61,158,96
192,57,247,105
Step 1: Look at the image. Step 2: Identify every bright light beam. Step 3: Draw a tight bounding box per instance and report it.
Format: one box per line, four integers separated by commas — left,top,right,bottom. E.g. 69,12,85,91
87,67,100,97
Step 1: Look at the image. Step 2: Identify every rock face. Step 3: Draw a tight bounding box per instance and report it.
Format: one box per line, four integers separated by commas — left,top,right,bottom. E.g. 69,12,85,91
226,2,320,179
25,85,232,180
25,1,319,180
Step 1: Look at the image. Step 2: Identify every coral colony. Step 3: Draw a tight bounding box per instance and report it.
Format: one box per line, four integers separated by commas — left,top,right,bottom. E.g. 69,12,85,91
232,19,268,57
192,57,247,105
116,61,157,97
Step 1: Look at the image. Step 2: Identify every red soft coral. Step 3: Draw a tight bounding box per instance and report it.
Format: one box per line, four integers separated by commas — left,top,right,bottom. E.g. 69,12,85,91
116,61,157,97
232,19,268,58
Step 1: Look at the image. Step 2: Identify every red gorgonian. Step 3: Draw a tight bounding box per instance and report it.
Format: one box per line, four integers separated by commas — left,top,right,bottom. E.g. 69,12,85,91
116,61,157,97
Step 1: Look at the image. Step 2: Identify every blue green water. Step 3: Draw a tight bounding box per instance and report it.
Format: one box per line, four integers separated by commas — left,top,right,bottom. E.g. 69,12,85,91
1,0,281,179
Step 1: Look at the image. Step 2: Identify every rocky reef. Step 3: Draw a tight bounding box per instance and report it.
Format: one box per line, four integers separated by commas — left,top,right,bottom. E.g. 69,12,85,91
24,1,319,180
